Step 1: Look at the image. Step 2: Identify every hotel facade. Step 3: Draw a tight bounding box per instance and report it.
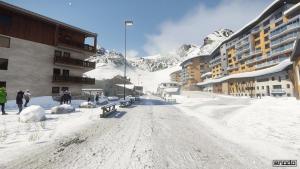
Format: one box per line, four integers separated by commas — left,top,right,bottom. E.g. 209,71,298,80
178,0,300,98
0,2,97,99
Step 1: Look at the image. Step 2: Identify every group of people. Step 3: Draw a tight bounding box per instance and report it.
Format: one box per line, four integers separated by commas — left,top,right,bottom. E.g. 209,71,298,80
60,90,72,105
0,87,31,115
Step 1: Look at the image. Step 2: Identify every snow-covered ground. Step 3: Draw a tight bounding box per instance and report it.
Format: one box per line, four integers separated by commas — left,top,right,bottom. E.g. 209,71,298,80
0,96,104,165
1,93,299,169
173,92,300,162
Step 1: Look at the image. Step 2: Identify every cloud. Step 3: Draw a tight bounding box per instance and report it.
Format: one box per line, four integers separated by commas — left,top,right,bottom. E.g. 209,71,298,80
127,49,139,58
143,0,273,55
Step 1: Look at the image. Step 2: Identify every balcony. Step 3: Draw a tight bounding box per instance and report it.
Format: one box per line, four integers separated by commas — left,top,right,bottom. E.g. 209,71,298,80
271,89,286,94
57,38,96,53
270,32,298,48
53,75,95,84
270,17,300,39
54,56,96,69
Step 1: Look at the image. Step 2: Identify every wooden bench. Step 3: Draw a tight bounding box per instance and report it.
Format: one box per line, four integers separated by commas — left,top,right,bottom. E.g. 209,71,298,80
100,103,117,118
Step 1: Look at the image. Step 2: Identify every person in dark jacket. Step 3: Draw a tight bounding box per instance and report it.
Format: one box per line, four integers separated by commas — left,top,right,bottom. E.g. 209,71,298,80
0,87,7,115
95,92,100,103
16,90,24,114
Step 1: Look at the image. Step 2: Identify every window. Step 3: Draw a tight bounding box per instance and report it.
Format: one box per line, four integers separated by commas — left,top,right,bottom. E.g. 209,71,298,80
0,81,6,88
273,85,282,89
0,36,10,48
287,84,290,88
0,58,8,70
262,86,264,89
278,76,281,82
257,86,259,90
61,87,69,91
63,52,70,57
272,77,275,81
285,75,289,79
265,43,270,49
52,87,60,94
53,68,60,76
55,50,62,57
287,93,291,97
275,20,283,27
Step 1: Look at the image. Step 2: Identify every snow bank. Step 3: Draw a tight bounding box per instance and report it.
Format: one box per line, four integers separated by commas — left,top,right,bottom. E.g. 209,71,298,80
79,102,96,108
175,92,300,161
19,105,46,123
51,104,75,114
96,98,109,105
107,96,119,101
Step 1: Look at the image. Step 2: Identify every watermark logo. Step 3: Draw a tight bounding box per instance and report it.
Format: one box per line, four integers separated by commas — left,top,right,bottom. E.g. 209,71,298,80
272,160,297,167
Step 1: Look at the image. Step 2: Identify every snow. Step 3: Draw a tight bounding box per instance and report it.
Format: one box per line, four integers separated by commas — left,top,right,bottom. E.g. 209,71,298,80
107,96,119,101
19,105,46,123
173,92,300,161
85,61,181,92
200,71,212,78
79,102,96,108
51,104,75,114
115,84,135,90
284,2,300,16
198,59,292,86
163,87,179,93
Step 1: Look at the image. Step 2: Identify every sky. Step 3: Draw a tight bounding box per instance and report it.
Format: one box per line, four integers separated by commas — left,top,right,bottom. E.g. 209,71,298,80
4,0,273,57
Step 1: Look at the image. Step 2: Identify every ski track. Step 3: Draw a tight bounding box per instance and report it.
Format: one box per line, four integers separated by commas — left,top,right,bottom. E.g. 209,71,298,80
4,96,270,169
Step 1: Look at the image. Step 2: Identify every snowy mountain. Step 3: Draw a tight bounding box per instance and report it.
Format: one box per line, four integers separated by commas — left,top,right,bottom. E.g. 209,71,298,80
85,29,233,92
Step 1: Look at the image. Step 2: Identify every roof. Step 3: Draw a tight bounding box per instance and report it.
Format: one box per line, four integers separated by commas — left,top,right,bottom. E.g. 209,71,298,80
197,59,292,86
0,1,97,36
115,84,135,90
201,72,212,78
82,89,103,91
211,0,299,55
284,2,300,16
180,54,209,66
164,88,179,93
291,37,300,61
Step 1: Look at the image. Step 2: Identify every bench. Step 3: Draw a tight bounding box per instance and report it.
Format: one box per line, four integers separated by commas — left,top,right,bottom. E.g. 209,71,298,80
165,98,176,104
119,100,132,108
100,103,117,118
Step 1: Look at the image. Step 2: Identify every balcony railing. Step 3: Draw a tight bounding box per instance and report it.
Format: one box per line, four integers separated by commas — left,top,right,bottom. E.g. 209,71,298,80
58,38,96,53
271,89,286,94
53,75,95,84
54,56,96,69
270,17,300,39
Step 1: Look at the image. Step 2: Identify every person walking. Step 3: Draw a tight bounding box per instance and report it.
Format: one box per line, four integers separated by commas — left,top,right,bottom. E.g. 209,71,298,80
24,89,31,107
95,92,100,103
16,90,24,114
66,90,72,104
0,87,7,115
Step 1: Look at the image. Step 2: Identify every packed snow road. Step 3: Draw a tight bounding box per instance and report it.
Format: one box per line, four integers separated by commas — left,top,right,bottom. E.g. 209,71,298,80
4,96,269,169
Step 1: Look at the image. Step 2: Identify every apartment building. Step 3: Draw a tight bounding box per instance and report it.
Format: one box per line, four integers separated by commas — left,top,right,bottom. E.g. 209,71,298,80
0,1,97,99
197,0,300,98
180,55,210,90
170,70,181,83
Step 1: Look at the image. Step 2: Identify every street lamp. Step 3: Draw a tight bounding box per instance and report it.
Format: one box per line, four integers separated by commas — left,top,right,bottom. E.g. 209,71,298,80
124,20,133,100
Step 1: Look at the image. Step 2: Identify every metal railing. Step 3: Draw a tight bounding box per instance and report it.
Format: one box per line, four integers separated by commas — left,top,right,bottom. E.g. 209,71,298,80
54,56,96,69
53,75,95,84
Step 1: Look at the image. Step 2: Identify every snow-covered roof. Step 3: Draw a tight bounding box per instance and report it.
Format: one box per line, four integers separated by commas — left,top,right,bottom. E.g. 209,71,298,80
82,89,103,91
197,59,292,86
201,72,212,78
115,84,135,90
164,88,179,93
284,2,300,16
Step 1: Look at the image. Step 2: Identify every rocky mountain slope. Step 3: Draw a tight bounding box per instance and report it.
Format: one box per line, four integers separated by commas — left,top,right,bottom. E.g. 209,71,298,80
87,29,233,72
